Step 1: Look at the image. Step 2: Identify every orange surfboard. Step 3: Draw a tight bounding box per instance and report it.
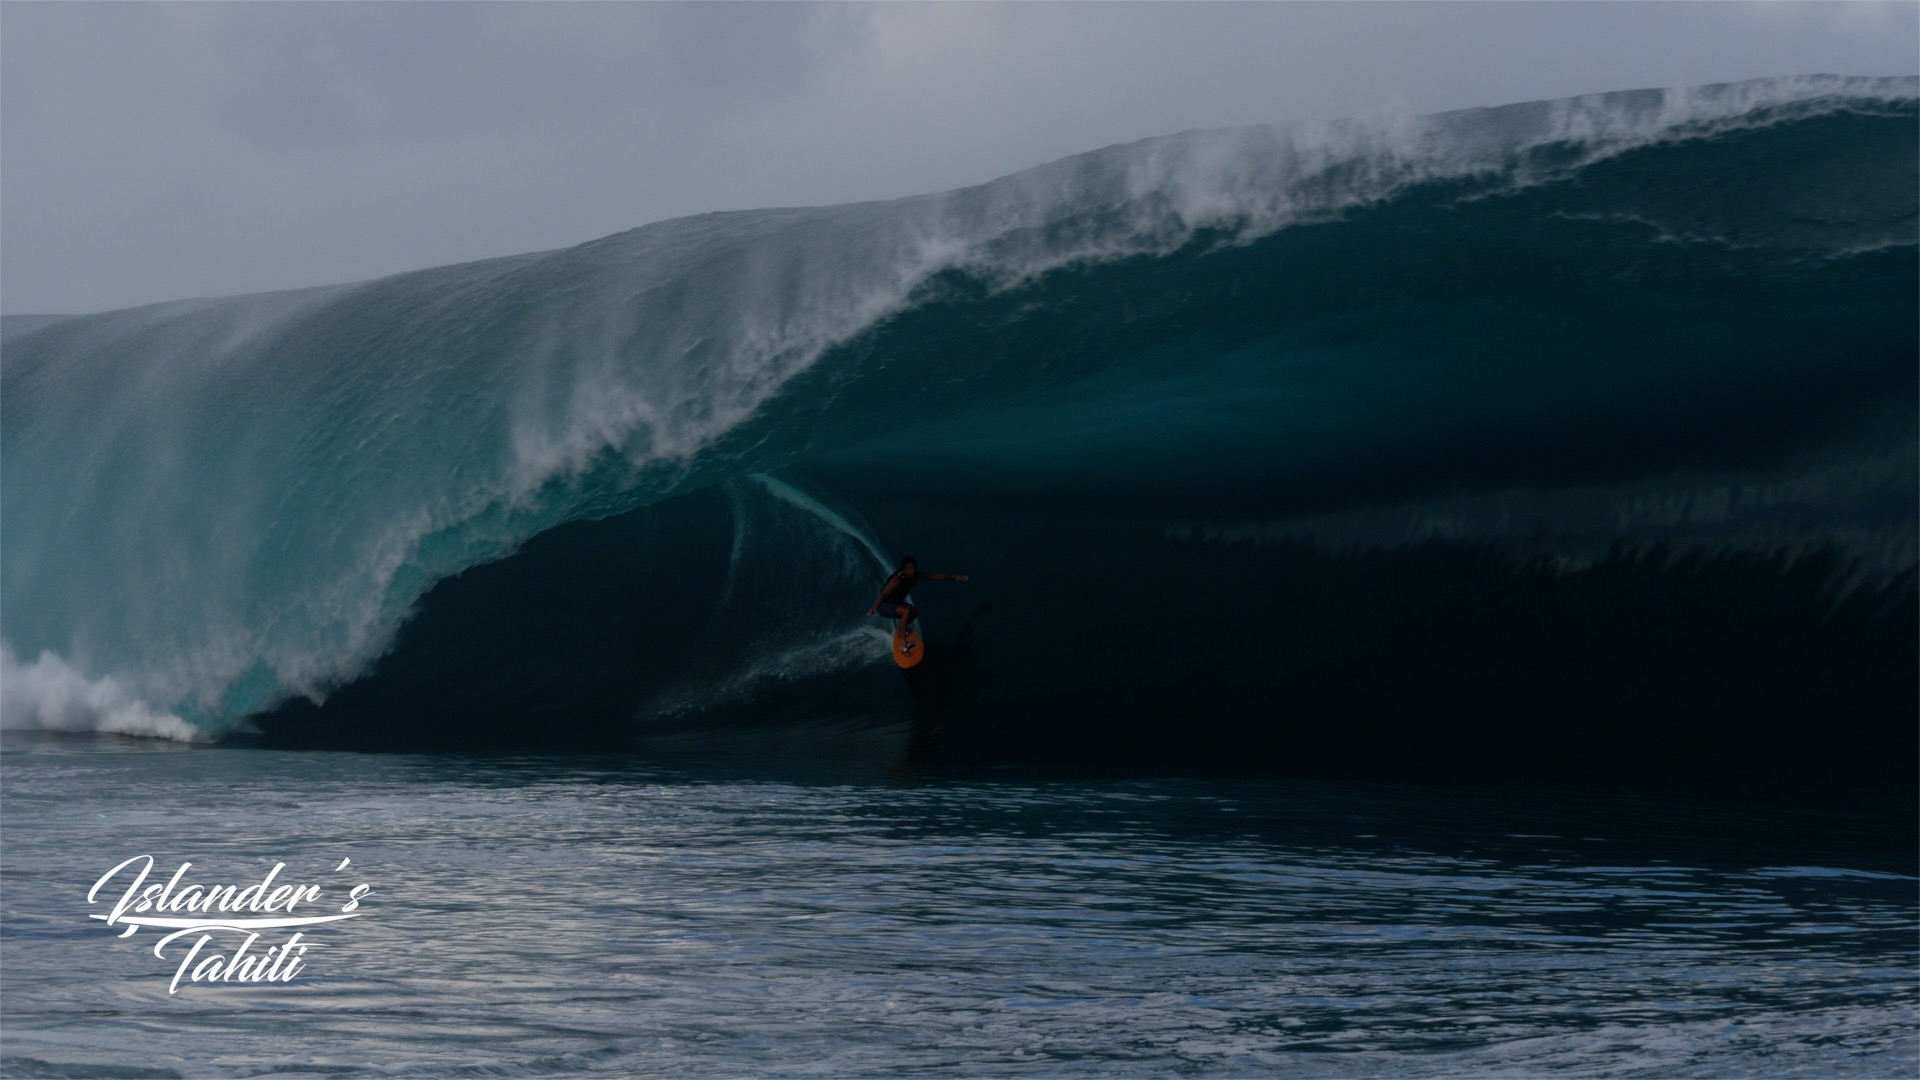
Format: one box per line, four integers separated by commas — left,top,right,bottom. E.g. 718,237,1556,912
892,623,925,668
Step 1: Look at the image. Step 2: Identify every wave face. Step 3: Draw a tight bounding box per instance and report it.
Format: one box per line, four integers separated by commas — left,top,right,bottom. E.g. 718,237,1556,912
4,77,1916,782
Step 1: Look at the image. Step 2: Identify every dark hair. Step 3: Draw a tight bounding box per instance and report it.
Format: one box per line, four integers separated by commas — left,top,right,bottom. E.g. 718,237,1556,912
898,554,917,570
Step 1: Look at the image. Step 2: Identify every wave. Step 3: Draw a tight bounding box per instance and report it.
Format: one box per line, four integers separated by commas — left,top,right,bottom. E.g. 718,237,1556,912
3,77,1915,782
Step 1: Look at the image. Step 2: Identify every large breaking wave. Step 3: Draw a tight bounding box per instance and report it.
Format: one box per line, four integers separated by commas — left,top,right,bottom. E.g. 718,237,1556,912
4,77,1915,784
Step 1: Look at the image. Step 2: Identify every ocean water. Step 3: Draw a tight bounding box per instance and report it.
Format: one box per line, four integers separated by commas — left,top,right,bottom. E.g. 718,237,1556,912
2,735,1914,1078
3,76,1917,1075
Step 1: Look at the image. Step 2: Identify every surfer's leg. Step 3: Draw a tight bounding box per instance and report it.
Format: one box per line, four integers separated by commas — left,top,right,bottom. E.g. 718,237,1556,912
897,604,918,651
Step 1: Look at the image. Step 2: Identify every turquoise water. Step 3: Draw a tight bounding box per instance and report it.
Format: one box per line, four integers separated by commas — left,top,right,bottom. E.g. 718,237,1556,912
3,735,1913,1077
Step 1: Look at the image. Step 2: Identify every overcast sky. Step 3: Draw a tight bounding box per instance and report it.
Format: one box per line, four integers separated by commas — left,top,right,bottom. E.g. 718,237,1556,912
3,1,1914,315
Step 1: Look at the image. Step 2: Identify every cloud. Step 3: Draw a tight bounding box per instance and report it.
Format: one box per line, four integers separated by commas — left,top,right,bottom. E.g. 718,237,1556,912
3,1,1914,315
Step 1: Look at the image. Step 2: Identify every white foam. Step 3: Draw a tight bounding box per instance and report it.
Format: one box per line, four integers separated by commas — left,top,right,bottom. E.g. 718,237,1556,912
0,644,204,742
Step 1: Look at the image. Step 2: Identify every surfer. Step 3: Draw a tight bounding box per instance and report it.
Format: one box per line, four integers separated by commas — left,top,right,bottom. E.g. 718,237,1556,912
867,555,968,651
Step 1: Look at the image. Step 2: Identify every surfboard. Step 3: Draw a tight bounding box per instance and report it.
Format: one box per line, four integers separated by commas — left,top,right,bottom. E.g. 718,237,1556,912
892,623,925,669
